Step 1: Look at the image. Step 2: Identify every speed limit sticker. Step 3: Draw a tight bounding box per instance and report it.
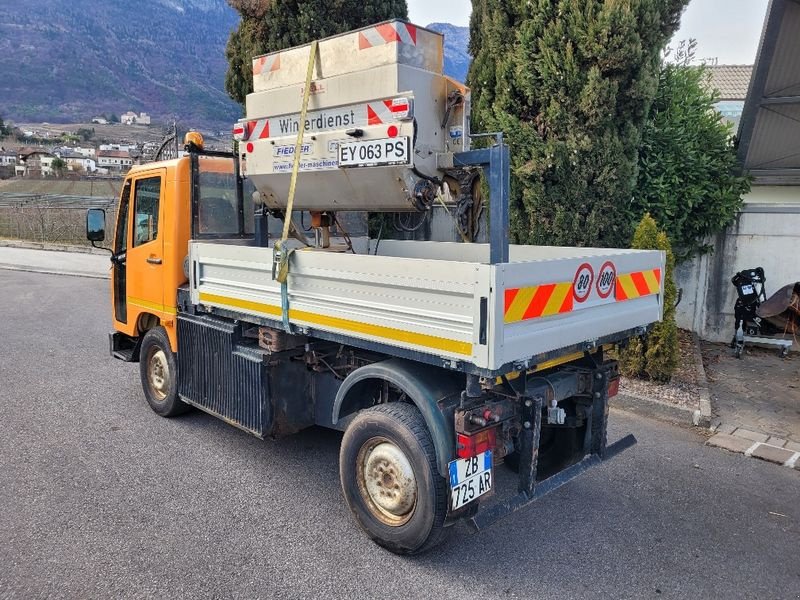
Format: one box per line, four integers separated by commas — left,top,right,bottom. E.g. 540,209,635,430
596,261,616,299
573,263,595,303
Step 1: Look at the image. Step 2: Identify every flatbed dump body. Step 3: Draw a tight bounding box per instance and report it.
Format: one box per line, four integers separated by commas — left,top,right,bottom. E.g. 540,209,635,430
191,240,664,375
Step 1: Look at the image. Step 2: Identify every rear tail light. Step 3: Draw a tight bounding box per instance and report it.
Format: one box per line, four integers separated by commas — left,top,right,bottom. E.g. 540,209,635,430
456,427,496,459
607,377,620,398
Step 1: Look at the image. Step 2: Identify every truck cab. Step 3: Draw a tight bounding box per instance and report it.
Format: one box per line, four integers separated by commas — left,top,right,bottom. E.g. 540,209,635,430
89,147,253,356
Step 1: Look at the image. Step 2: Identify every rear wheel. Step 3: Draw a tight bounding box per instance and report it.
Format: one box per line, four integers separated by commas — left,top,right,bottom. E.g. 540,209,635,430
339,403,449,555
139,327,189,417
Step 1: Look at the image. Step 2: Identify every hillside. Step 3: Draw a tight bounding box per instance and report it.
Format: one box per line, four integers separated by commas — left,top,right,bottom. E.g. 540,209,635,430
426,23,471,83
0,4,472,130
0,0,241,129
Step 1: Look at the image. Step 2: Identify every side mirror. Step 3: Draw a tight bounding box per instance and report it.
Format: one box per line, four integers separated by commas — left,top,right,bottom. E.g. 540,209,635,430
86,208,106,242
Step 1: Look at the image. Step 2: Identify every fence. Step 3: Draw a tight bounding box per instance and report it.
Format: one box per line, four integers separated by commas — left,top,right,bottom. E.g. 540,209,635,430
0,193,117,247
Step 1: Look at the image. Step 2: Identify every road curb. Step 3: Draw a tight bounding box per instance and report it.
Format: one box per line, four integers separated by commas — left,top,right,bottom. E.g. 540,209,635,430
0,263,109,280
611,392,697,426
691,333,713,428
0,239,108,255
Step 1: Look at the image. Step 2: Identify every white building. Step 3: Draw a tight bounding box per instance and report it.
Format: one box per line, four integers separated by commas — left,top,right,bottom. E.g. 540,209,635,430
99,143,137,153
676,0,800,351
97,150,132,172
120,111,151,126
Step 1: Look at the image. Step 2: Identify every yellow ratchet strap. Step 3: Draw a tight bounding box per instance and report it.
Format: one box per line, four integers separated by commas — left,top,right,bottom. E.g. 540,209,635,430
275,40,317,332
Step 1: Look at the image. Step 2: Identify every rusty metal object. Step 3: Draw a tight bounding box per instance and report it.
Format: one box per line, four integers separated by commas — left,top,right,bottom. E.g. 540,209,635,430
757,282,800,334
258,326,307,353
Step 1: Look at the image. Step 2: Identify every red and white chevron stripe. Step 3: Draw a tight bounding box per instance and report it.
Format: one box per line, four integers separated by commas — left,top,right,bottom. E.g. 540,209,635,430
358,22,417,49
367,98,412,125
245,119,270,140
252,54,281,76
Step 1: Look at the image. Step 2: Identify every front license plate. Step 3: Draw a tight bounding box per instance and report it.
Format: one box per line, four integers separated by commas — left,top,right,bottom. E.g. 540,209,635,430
338,137,411,168
448,450,492,511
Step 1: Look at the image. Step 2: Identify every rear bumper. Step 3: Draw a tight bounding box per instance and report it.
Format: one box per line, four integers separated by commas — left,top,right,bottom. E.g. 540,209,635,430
468,433,636,530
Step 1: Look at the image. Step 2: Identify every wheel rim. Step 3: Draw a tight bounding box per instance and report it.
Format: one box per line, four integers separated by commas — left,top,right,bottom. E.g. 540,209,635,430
356,437,418,526
146,348,170,401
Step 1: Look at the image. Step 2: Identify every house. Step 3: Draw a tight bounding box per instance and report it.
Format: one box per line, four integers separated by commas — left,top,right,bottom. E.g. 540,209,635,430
0,148,17,166
676,0,800,349
705,64,753,129
72,146,96,158
97,149,133,172
120,111,151,126
60,150,97,173
17,149,55,177
99,143,137,153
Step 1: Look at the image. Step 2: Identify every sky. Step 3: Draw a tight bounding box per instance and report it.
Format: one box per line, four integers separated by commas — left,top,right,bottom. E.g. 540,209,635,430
408,0,770,65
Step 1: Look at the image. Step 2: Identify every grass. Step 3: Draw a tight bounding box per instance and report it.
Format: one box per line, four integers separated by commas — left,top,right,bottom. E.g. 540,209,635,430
0,178,120,197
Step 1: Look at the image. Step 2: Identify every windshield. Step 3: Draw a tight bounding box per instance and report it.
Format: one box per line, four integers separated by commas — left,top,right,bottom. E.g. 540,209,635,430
194,155,254,238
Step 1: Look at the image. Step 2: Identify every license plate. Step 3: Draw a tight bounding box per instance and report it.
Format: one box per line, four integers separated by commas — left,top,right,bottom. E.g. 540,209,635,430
338,137,411,168
448,450,492,511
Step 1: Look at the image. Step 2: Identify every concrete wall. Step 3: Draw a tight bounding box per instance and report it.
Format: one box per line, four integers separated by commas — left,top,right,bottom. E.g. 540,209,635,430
675,185,800,345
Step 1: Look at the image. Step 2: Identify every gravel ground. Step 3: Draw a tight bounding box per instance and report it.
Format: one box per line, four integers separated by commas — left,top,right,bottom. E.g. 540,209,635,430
619,330,702,410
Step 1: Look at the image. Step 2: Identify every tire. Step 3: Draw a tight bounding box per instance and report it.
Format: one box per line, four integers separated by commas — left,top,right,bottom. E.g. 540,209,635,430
138,326,189,417
339,402,449,555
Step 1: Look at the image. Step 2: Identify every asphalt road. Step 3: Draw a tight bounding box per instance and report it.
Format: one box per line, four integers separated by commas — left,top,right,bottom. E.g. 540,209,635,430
1,269,798,599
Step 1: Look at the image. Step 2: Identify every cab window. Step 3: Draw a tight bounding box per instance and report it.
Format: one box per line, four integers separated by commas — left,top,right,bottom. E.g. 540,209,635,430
133,176,161,246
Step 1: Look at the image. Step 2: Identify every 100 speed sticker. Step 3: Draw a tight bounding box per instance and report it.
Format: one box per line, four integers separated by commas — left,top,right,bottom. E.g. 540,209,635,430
596,261,616,299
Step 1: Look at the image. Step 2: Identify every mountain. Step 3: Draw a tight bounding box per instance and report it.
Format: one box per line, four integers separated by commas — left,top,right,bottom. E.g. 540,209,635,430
0,0,241,129
426,23,471,83
0,4,473,130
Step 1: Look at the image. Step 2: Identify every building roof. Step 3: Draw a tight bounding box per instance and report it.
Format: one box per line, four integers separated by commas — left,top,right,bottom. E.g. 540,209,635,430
738,0,800,184
98,150,131,159
705,64,753,100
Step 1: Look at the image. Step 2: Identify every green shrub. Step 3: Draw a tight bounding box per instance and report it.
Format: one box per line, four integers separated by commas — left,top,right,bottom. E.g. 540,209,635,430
620,214,678,381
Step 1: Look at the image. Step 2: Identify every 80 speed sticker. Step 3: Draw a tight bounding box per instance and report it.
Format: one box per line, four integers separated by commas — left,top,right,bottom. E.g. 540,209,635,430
596,261,616,298
573,263,595,303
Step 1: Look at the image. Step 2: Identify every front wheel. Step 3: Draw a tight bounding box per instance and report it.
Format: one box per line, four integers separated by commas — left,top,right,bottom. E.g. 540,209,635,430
138,326,189,417
339,402,449,555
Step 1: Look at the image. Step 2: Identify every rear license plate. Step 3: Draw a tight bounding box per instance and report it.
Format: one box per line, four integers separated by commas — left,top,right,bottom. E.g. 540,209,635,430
448,450,492,511
338,137,411,168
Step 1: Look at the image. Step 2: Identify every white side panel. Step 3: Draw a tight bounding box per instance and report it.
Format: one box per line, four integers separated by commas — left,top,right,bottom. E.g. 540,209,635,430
189,241,665,373
190,243,490,367
493,250,665,370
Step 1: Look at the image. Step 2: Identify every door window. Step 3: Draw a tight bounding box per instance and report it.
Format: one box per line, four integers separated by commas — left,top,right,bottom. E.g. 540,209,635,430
114,181,131,253
133,176,161,246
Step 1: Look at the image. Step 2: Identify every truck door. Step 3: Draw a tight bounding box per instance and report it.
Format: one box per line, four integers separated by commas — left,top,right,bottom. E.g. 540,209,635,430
125,170,166,324
112,180,131,324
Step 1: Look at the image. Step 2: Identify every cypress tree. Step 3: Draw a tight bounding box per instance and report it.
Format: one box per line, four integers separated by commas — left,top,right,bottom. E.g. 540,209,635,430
468,0,687,248
225,0,409,106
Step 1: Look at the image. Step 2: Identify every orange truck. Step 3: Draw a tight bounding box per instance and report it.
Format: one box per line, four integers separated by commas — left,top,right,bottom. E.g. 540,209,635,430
86,22,663,554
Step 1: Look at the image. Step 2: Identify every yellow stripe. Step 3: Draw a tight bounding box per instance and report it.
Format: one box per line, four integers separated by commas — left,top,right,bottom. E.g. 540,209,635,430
642,269,660,294
618,274,640,299
128,296,177,315
542,282,570,316
505,286,538,323
198,292,473,357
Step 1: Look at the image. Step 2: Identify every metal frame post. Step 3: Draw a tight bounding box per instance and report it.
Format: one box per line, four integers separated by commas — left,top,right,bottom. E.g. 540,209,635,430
517,395,543,496
453,132,510,264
